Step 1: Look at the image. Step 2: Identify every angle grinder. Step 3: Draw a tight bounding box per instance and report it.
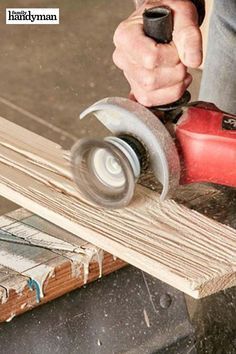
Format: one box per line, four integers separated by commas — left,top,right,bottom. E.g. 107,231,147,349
71,6,185,208
71,6,236,208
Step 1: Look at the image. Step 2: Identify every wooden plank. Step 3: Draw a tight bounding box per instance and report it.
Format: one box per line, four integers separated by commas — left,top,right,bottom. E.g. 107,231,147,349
0,116,235,299
0,209,126,322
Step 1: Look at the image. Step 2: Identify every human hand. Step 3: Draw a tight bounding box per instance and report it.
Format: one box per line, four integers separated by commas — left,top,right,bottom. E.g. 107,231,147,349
113,0,202,106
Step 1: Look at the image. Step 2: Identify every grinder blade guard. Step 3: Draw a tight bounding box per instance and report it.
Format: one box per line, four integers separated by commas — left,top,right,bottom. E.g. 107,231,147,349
71,97,180,208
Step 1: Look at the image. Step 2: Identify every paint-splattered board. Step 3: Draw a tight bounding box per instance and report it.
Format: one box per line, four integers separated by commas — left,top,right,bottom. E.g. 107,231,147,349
0,208,126,322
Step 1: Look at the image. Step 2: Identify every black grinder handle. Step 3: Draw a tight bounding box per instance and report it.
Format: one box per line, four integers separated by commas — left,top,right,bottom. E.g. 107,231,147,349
142,6,190,111
143,6,173,44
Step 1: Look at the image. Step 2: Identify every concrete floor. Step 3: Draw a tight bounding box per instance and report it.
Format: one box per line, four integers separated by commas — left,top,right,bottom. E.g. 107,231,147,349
1,1,229,353
0,0,132,215
0,0,132,144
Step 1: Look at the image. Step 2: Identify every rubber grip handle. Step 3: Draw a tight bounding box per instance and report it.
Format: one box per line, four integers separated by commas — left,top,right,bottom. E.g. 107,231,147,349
143,6,173,44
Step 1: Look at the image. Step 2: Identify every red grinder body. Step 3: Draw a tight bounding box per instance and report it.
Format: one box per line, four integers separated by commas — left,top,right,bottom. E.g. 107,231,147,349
176,103,236,188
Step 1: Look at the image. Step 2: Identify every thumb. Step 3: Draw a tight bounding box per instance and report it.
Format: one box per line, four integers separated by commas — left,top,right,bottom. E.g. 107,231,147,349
172,2,203,68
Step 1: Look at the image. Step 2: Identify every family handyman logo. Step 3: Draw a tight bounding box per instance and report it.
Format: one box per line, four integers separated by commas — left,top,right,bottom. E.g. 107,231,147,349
6,8,59,24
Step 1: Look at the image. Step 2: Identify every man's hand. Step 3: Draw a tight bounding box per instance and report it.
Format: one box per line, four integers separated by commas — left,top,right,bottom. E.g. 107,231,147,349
113,0,202,107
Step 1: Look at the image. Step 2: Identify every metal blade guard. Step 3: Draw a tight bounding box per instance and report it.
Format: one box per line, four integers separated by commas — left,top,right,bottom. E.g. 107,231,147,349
71,97,180,208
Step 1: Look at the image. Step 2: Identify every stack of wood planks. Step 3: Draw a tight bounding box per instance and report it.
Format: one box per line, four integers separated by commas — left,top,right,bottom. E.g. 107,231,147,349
0,208,125,322
0,115,235,322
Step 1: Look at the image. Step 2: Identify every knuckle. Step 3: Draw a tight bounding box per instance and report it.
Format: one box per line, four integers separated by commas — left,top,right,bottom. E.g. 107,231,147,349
113,21,127,47
143,50,157,70
123,71,132,85
178,1,198,19
112,49,125,70
186,2,198,20
177,64,187,81
112,50,119,66
142,74,156,91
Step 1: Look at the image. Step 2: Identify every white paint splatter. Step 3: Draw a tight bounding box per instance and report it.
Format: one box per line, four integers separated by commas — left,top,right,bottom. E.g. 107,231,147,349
5,312,16,322
0,250,53,299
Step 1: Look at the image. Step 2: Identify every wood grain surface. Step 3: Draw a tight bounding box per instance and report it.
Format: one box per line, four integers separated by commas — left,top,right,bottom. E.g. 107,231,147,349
0,116,235,299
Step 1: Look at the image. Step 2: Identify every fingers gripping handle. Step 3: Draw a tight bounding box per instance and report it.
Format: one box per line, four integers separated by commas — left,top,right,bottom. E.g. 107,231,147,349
143,6,173,43
142,6,190,110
